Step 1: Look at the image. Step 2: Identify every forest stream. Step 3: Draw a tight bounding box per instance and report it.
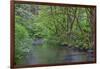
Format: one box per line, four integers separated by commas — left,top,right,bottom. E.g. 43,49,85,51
15,4,96,65
24,38,94,65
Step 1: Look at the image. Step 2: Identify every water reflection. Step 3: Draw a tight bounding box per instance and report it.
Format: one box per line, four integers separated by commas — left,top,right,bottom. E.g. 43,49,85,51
24,39,94,65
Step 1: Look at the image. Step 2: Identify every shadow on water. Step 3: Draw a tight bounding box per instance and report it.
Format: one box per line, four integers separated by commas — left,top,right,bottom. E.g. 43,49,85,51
24,38,95,65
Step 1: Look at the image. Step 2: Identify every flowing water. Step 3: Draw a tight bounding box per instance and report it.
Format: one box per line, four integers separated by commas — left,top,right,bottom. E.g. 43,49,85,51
24,38,94,65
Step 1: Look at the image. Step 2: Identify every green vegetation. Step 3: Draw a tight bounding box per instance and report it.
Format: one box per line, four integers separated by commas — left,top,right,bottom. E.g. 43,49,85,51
15,4,95,64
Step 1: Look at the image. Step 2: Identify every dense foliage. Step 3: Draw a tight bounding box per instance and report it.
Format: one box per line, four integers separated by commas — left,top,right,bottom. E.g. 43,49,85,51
15,4,95,64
